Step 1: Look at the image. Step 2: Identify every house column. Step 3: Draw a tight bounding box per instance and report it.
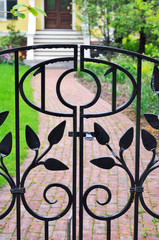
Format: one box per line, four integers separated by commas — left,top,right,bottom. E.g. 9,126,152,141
27,0,36,60
72,0,76,30
81,22,90,57
81,3,90,57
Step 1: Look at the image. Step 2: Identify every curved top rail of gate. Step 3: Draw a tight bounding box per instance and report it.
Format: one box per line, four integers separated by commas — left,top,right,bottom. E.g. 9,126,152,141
80,45,159,118
1,44,159,119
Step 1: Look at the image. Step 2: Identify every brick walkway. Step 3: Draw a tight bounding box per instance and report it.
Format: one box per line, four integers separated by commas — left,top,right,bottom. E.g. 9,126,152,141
0,69,159,239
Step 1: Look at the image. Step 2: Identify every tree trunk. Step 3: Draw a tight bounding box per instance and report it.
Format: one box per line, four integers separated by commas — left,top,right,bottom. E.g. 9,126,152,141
139,28,146,54
102,28,111,61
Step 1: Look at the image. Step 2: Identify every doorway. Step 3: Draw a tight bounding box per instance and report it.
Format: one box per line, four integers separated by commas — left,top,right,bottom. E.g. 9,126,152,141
45,0,72,29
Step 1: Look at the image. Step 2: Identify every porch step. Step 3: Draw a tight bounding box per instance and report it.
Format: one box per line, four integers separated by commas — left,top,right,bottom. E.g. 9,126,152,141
34,49,76,61
33,30,84,60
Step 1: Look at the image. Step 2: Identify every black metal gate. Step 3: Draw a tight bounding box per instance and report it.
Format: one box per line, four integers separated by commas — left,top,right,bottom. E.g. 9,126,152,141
0,44,159,239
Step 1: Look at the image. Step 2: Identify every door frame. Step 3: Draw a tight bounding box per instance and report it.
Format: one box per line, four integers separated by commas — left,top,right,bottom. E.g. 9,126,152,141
41,0,76,30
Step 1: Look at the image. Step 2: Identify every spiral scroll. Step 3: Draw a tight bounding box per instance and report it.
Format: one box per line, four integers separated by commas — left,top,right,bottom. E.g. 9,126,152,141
83,123,135,221
20,121,73,221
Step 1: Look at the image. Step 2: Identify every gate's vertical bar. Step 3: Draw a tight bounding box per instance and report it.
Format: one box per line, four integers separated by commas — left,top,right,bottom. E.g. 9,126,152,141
15,51,21,240
41,65,45,111
45,221,49,240
107,220,111,240
79,106,84,240
79,45,85,240
72,108,77,239
134,57,142,240
112,68,117,112
72,45,78,240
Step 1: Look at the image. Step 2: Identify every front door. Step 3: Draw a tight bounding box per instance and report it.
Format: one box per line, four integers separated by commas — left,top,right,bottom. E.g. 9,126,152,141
45,0,72,29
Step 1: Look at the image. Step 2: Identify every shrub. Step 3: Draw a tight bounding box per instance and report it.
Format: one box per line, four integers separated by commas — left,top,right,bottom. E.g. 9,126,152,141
145,43,159,58
0,22,26,64
0,23,25,49
122,35,139,52
77,62,109,82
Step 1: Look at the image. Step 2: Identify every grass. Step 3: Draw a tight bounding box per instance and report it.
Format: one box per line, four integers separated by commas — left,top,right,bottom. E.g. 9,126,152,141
0,64,38,187
77,55,159,116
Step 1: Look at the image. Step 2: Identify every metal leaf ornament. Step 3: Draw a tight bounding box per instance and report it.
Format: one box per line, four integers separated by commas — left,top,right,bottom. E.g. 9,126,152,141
0,111,9,126
26,125,40,150
94,123,110,145
119,127,134,151
44,158,69,171
144,113,159,129
0,132,12,157
151,65,159,95
142,129,157,151
90,157,115,170
48,121,66,146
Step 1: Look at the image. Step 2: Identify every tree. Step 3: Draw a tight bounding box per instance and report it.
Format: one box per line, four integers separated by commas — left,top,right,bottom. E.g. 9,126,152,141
112,0,159,53
76,0,118,46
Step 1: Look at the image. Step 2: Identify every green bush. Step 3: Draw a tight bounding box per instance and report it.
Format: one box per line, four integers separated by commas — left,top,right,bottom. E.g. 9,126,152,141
131,61,158,116
77,62,109,82
0,23,26,64
122,35,139,52
77,55,137,84
0,22,26,50
122,35,159,58
0,22,25,50
145,43,159,58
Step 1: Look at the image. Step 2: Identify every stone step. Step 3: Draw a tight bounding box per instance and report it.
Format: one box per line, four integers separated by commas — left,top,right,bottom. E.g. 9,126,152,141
34,39,84,44
33,30,84,60
35,30,82,35
34,35,83,41
34,48,77,52
34,51,81,60
34,56,75,60
34,51,74,56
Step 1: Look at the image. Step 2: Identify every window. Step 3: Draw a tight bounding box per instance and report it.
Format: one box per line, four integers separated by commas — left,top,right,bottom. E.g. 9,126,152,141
7,0,17,19
0,0,6,19
0,0,17,20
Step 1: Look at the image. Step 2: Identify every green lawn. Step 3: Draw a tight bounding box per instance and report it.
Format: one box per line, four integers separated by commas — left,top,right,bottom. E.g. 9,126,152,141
0,64,38,187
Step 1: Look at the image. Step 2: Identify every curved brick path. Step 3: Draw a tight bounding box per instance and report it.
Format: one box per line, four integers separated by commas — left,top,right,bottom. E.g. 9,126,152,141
0,69,159,239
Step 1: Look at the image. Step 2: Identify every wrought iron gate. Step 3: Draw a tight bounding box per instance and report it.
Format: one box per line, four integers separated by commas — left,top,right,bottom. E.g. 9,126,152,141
0,44,159,239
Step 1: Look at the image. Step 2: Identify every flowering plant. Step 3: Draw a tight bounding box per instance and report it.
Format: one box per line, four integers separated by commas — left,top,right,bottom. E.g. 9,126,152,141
0,46,25,64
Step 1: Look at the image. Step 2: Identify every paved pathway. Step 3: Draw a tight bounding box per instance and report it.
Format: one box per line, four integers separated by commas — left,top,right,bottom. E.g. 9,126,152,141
0,69,159,239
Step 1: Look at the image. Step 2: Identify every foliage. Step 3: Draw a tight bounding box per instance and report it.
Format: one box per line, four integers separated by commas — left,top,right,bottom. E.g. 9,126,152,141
0,48,25,64
0,22,26,64
112,0,159,53
76,0,159,54
122,35,159,58
77,62,109,82
10,4,46,19
0,64,38,187
145,43,159,58
0,22,26,49
75,0,121,46
77,55,137,84
6,23,25,47
122,35,139,52
0,50,13,64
